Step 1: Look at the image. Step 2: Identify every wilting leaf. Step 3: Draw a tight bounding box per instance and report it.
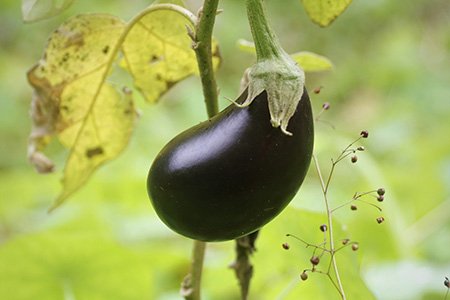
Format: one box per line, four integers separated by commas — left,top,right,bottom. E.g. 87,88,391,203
121,5,221,103
237,39,332,72
291,51,333,72
300,0,352,27
22,0,75,23
27,14,136,210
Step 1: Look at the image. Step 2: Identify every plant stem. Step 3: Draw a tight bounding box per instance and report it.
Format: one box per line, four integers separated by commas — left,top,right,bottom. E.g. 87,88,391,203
245,0,285,60
181,241,206,300
230,231,259,300
194,0,220,117
181,1,221,299
312,155,347,300
286,233,330,252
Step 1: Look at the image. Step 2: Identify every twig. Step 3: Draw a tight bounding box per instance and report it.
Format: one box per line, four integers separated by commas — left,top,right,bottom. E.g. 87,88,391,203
286,234,330,252
331,191,382,213
313,154,347,299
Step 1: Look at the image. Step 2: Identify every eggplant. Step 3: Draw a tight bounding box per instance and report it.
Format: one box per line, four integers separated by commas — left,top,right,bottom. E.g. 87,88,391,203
147,89,314,241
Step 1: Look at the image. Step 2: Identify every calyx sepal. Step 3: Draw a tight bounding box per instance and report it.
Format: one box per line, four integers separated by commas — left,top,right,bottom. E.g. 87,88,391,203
240,54,305,136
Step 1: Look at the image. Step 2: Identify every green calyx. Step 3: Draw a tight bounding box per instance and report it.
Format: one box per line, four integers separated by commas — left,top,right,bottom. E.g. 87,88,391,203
242,55,305,136
243,0,305,135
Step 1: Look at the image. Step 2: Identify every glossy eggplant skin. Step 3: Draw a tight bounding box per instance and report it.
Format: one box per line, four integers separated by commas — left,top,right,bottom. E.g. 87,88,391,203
147,89,314,241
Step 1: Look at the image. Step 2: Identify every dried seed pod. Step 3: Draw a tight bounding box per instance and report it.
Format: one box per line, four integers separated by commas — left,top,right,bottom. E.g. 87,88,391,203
376,217,385,224
310,256,320,266
300,272,308,281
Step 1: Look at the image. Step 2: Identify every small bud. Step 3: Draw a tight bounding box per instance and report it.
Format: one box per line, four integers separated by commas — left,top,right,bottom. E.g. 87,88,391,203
300,272,308,281
351,155,358,163
444,277,449,288
282,243,290,250
377,195,384,202
351,243,359,251
314,86,323,94
310,256,320,266
322,102,330,110
320,224,328,232
351,205,357,211
342,238,350,245
360,130,369,138
357,146,365,151
377,188,386,196
376,217,385,224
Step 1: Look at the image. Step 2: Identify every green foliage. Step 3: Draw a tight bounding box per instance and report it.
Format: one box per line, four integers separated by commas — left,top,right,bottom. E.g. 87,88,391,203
0,215,170,300
290,51,334,72
300,0,352,27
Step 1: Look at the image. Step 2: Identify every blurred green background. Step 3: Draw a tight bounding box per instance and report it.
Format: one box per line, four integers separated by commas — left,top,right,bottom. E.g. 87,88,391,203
1,0,449,299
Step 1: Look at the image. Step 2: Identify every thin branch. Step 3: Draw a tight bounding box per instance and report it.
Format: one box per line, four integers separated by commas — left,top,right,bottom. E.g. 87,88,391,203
331,190,382,213
286,234,330,253
334,242,358,253
181,241,206,300
313,155,347,300
358,199,382,211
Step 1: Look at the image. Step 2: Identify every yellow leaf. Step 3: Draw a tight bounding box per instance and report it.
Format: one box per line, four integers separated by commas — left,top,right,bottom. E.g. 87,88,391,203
300,0,352,27
237,39,333,72
291,51,334,72
236,38,257,54
27,14,136,211
121,5,221,103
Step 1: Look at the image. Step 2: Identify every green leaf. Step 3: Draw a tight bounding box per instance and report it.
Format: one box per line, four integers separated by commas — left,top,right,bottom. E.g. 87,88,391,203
0,220,154,300
237,39,333,72
291,51,334,72
121,5,221,103
22,0,75,23
300,0,352,27
27,14,136,211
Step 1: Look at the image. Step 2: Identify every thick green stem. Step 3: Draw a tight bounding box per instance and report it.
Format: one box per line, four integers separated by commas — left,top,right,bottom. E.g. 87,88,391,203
244,0,305,135
246,0,285,61
181,1,221,300
194,0,220,117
